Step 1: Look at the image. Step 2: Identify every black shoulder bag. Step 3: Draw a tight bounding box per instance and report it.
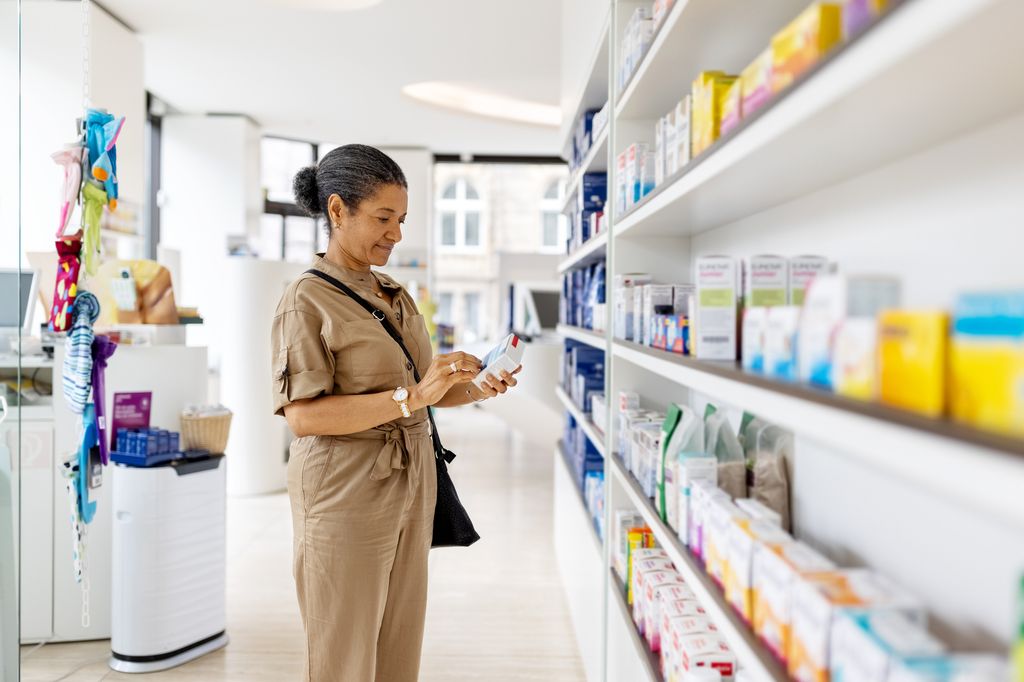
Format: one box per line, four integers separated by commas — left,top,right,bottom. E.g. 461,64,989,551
305,269,480,548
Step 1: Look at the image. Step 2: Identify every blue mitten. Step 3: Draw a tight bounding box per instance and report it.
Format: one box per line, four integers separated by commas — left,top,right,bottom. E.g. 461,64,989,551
84,108,124,210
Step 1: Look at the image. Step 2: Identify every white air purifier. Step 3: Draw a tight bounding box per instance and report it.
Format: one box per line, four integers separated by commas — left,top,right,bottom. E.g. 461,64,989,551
109,456,228,673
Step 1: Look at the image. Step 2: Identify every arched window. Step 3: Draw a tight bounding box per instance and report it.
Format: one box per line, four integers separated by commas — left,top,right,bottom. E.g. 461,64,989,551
540,179,567,253
437,178,483,250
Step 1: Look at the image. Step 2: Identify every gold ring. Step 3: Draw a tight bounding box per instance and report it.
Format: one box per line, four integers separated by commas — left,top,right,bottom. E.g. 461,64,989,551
449,362,458,374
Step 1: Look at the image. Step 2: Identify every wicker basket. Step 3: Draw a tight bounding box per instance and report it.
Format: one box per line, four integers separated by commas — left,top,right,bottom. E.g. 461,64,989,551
180,411,233,454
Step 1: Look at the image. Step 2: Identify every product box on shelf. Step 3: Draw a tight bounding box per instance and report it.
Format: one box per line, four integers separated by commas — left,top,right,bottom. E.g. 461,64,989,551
663,615,721,681
640,148,657,202
771,2,844,94
843,0,888,39
630,553,673,607
831,317,879,400
642,284,676,347
655,115,668,187
735,498,783,526
723,519,792,623
675,455,716,540
695,256,742,360
572,109,598,170
692,71,738,157
888,655,1009,682
620,7,654,92
830,610,945,682
592,101,610,143
797,274,901,389
748,255,789,307
789,570,926,682
576,172,608,213
678,633,737,680
752,540,836,665
789,255,829,305
625,531,660,600
591,393,607,434
949,291,1024,436
878,310,949,418
689,479,728,558
720,78,743,137
764,305,802,381
705,497,749,588
673,95,693,174
741,48,774,121
650,582,697,652
615,151,628,216
742,307,769,373
613,510,646,580
652,0,674,29
624,143,654,209
636,569,685,638
634,426,664,498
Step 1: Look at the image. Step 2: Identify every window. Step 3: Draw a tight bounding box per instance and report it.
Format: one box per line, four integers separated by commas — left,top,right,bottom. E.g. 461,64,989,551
540,180,567,253
464,292,481,343
436,292,454,324
437,178,484,250
262,137,317,203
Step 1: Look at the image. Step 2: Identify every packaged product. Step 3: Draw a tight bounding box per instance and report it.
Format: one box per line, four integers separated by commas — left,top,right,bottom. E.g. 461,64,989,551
636,425,664,497
949,291,1024,436
695,256,742,360
663,112,678,180
643,284,676,346
748,255,789,307
630,553,671,606
614,273,653,341
689,480,727,559
653,583,699,654
740,419,792,531
637,569,685,635
676,452,716,542
889,654,1009,682
724,519,792,622
735,498,782,526
691,72,738,157
752,541,835,665
789,255,829,306
616,151,628,215
831,610,945,682
674,284,696,317
591,393,608,433
658,404,683,523
666,316,691,355
831,317,879,400
653,0,674,29
704,407,747,499
633,286,646,342
720,78,743,137
679,633,737,679
705,497,749,588
741,49,774,120
663,616,721,681
771,2,843,94
797,274,901,389
674,96,693,171
742,307,769,373
789,570,925,682
878,311,949,418
764,306,802,382
640,148,657,200
625,143,652,209
619,390,641,412
613,510,645,579
626,537,663,603
843,0,888,39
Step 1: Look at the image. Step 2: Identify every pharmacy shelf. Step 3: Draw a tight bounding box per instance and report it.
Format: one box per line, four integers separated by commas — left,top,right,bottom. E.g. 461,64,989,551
556,442,602,550
610,455,789,682
608,569,662,682
614,0,1024,237
562,126,610,216
560,12,611,160
615,0,804,121
613,340,1024,527
557,229,608,274
555,384,606,459
557,324,608,351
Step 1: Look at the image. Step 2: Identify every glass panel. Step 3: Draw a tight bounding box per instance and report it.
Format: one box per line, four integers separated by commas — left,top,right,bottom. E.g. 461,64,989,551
261,137,315,203
441,212,456,245
437,292,453,324
464,212,480,246
441,182,458,200
464,182,479,200
542,212,560,247
284,216,316,263
544,181,561,200
464,292,480,343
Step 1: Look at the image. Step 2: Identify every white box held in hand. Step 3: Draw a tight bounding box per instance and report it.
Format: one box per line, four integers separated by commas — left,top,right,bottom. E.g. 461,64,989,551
472,333,525,390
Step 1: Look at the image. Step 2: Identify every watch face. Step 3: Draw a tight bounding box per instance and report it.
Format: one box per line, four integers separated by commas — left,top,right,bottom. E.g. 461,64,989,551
393,387,409,402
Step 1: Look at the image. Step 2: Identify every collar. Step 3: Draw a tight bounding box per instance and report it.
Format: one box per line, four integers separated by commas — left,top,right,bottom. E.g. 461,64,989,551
312,253,402,292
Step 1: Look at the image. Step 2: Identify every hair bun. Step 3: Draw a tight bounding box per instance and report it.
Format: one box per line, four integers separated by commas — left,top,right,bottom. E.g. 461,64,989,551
293,165,321,217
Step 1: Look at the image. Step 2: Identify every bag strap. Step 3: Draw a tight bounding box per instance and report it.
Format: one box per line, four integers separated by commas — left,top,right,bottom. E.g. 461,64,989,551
304,269,452,463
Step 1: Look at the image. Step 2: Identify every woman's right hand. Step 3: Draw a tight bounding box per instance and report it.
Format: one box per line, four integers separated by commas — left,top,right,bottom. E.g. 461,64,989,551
408,352,482,411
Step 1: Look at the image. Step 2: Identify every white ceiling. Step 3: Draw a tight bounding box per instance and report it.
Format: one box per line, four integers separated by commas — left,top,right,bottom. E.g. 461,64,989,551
100,0,563,155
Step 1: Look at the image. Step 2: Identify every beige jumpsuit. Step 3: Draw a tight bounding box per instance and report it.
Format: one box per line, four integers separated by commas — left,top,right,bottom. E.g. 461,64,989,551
271,255,437,682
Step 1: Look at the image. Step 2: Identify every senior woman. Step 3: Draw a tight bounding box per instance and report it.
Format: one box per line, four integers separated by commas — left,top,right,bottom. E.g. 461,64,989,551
271,144,519,682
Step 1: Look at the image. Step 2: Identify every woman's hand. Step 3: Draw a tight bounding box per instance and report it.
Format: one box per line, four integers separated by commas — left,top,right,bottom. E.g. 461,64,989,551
468,365,522,402
408,352,482,411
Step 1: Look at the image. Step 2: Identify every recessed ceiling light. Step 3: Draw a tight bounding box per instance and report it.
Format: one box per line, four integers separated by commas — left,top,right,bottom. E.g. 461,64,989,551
266,0,384,10
402,82,561,128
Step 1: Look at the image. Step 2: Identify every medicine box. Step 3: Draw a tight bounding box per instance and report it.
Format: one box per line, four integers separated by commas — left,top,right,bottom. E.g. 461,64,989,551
888,655,1009,682
771,2,843,94
878,311,948,418
705,497,748,588
642,284,676,346
720,78,743,137
663,615,720,681
613,510,645,579
723,519,792,623
640,147,657,201
741,48,774,120
616,151,628,215
752,540,835,665
675,455,716,540
695,256,741,360
831,317,879,401
742,307,768,373
689,479,728,557
789,570,925,682
949,291,1024,436
748,255,788,307
691,72,738,157
632,556,673,611
674,96,693,172
637,569,685,637
655,115,667,187
764,306,802,382
789,255,828,306
652,583,697,653
831,610,945,682
679,633,737,680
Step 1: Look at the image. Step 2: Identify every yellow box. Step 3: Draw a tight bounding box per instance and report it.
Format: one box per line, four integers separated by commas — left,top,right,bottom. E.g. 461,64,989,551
949,292,1024,436
691,71,738,157
878,311,949,418
723,519,792,623
771,2,844,94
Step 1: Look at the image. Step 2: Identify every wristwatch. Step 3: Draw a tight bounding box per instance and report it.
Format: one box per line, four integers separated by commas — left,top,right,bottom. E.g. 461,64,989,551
392,387,411,418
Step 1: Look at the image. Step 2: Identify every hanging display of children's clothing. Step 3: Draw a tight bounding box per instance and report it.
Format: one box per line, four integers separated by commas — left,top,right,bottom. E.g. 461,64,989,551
62,292,101,415
91,335,117,465
50,232,84,333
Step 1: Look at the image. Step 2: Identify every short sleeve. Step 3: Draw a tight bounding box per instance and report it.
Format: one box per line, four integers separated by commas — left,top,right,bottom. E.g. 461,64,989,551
271,309,335,416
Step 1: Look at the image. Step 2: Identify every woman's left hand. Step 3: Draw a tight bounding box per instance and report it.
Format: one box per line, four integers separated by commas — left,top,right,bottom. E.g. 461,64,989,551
469,365,522,401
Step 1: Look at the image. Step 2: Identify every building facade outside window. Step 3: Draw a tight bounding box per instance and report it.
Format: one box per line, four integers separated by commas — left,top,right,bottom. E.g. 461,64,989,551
437,178,484,251
540,180,566,254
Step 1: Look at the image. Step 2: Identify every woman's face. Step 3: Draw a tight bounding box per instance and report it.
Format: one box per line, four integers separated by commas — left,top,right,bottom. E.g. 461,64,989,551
328,183,408,267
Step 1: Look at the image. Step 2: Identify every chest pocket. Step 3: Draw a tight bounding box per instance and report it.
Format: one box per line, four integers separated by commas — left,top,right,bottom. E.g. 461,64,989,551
337,319,406,379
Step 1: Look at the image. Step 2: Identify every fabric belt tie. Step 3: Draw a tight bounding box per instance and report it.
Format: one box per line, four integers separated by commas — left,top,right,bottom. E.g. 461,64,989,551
341,419,432,481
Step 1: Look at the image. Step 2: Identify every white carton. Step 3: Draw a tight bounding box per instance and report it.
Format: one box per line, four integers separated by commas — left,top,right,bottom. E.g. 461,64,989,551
631,555,673,611
655,115,667,187
747,255,789,308
664,111,678,177
616,151,628,215
723,519,792,622
675,456,717,540
473,333,525,390
742,307,769,372
642,284,676,346
735,498,782,526
788,256,828,306
615,273,653,341
646,577,691,651
764,306,802,381
633,286,646,342
664,615,721,681
695,256,741,360
705,497,748,588
679,633,738,680
831,610,944,682
689,480,728,557
613,510,645,579
637,569,685,634
675,96,692,170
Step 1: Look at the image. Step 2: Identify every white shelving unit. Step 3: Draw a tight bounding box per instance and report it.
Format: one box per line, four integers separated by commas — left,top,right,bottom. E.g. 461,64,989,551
555,384,606,459
554,1,1024,680
562,126,610,216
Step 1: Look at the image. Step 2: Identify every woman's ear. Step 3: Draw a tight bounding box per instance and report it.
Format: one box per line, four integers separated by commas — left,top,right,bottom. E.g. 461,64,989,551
326,194,349,229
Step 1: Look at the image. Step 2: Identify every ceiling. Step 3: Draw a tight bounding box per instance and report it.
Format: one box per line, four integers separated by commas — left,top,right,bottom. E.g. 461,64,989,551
100,0,563,155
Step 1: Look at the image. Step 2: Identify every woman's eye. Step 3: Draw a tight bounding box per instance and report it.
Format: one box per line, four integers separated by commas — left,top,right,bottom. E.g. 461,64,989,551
377,217,389,224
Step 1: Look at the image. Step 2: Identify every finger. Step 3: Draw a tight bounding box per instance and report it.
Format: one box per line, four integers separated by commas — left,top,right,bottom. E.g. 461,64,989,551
499,370,518,388
486,373,507,394
446,370,477,385
479,381,499,398
511,365,523,375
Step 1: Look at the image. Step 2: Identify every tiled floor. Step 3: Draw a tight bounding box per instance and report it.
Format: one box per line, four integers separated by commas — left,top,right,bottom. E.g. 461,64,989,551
21,408,584,681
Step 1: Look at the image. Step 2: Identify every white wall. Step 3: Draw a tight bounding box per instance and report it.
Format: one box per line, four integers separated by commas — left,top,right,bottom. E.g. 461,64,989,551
0,0,19,270
560,0,611,143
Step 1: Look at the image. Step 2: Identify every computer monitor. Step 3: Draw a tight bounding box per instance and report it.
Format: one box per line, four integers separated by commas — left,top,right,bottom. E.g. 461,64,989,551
0,269,39,335
510,282,560,338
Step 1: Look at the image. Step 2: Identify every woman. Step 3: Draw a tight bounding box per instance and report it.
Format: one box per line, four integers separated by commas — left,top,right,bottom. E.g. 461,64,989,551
271,144,519,682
